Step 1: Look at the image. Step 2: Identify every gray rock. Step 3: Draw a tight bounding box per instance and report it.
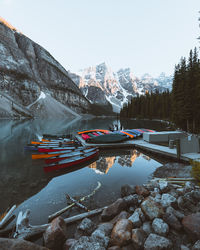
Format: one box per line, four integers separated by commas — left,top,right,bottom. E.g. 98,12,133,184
180,245,190,250
95,222,113,237
160,193,176,208
166,206,184,220
64,239,77,250
144,233,172,250
184,182,195,192
123,194,140,206
121,184,136,197
192,240,200,250
132,228,146,249
101,198,127,221
0,238,48,250
177,188,185,196
182,213,200,240
152,218,169,236
77,218,96,236
141,198,164,220
69,236,105,250
142,221,152,234
128,209,142,228
158,181,169,193
163,212,182,231
191,190,200,201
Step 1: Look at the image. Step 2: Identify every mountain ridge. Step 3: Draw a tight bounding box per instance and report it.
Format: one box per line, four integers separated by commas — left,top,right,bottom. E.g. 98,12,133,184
69,62,173,113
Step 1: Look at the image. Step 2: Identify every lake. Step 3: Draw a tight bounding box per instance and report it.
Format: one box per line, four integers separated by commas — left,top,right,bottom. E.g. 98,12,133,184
0,117,169,225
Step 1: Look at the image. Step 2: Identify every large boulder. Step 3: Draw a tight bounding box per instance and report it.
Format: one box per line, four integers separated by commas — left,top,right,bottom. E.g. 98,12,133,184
110,219,133,247
43,216,67,250
121,184,136,197
135,185,150,197
144,233,172,250
131,228,146,249
182,213,200,239
141,198,164,220
152,218,169,236
69,236,105,250
0,238,48,250
101,198,126,221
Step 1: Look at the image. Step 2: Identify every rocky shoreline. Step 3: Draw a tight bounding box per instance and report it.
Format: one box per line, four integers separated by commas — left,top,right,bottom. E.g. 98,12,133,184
1,163,200,250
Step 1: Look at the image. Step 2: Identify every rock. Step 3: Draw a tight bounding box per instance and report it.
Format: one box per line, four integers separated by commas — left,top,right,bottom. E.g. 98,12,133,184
144,233,172,250
152,193,162,203
108,246,121,250
110,219,133,247
128,210,142,228
132,228,146,249
101,198,126,221
192,240,200,250
180,245,190,250
135,185,150,197
166,206,184,220
177,188,185,196
160,193,176,208
141,198,164,220
122,244,135,250
184,182,195,192
95,222,113,237
163,213,182,231
158,181,169,193
142,221,152,234
64,238,77,250
111,211,130,225
43,216,67,250
121,184,136,197
0,238,48,250
69,236,105,250
91,230,110,249
152,218,169,236
128,208,145,228
123,194,140,206
177,196,194,211
75,218,96,237
191,190,200,201
182,213,200,239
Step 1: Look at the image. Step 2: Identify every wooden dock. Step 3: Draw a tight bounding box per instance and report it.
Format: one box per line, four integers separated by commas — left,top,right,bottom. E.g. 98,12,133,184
75,134,200,163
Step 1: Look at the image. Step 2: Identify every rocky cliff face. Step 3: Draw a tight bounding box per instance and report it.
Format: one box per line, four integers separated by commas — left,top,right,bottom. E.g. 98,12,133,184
69,63,173,113
0,18,90,118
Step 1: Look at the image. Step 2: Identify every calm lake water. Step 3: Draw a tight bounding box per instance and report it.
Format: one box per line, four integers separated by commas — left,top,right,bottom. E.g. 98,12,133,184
0,117,169,225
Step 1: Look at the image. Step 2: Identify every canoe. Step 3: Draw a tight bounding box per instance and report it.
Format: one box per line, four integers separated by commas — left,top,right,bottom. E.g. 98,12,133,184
140,128,156,133
45,148,97,164
86,133,128,144
38,146,81,153
44,149,99,172
124,130,141,137
32,146,87,159
78,129,110,135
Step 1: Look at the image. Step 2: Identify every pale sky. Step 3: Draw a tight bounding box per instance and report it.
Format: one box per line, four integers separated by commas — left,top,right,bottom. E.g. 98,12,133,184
0,0,199,77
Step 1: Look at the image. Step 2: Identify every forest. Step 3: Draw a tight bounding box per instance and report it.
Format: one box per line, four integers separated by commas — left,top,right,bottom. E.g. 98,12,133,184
120,47,200,133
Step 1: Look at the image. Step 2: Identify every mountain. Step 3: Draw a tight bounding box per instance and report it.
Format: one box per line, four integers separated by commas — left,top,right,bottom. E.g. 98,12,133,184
69,63,173,113
0,17,91,119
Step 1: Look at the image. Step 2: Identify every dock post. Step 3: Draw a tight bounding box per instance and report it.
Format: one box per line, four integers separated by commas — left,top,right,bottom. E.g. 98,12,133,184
176,139,181,160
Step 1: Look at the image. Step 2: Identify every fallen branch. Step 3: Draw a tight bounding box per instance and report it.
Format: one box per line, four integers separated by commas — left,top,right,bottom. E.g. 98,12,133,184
66,194,89,212
14,206,106,240
0,205,16,229
48,181,101,222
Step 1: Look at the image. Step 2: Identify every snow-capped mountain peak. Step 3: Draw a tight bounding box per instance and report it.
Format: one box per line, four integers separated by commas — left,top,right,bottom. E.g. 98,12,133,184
69,63,173,113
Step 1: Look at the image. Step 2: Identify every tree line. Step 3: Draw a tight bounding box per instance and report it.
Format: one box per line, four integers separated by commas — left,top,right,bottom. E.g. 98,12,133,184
120,47,200,132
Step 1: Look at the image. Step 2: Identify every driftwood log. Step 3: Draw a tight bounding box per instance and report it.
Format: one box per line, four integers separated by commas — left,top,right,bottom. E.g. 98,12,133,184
66,194,89,212
48,181,101,222
0,205,16,229
14,206,106,240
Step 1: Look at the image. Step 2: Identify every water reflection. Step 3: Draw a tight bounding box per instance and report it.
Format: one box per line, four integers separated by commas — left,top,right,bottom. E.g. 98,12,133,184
0,117,166,221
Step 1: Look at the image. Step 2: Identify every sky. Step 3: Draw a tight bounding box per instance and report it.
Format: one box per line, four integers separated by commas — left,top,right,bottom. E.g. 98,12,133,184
0,0,199,77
